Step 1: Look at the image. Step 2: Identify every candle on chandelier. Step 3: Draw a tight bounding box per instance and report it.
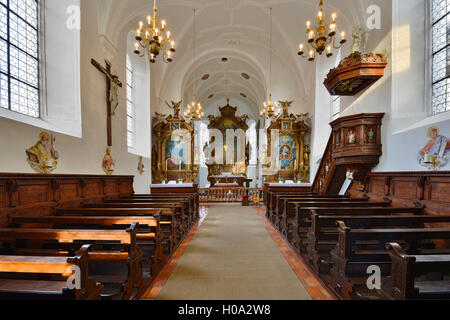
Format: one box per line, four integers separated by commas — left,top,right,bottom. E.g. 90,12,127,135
308,50,315,61
308,30,314,42
298,43,304,55
331,13,337,22
318,10,323,21
306,20,311,31
171,40,175,48
166,31,171,39
139,21,144,29
161,20,166,30
147,15,151,25
341,31,346,40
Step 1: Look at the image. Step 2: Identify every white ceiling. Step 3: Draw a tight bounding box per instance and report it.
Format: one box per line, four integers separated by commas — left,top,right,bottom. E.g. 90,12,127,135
97,0,371,117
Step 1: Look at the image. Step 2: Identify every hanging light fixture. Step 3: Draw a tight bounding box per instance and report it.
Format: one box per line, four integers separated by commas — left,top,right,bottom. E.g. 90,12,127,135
297,0,346,62
184,9,204,121
134,0,176,64
260,8,280,119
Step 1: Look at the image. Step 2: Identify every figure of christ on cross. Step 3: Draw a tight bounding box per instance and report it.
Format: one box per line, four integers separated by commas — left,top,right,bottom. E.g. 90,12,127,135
91,58,123,147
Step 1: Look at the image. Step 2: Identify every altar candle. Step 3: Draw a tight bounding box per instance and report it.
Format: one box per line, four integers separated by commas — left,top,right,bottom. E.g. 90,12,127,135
424,154,432,163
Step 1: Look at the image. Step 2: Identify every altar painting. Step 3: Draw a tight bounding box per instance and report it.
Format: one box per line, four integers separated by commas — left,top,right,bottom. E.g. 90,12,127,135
279,136,297,170
165,137,187,170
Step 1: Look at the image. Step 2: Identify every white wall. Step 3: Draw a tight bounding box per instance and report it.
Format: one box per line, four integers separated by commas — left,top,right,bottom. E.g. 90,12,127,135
0,0,151,193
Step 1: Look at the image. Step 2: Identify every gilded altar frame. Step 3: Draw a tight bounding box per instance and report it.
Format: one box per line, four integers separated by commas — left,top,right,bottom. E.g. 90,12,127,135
263,102,310,182
152,107,198,183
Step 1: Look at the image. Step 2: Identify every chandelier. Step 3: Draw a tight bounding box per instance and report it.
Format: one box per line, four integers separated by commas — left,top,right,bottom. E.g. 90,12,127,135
297,0,346,61
260,94,280,118
184,9,204,121
260,8,280,119
134,0,176,64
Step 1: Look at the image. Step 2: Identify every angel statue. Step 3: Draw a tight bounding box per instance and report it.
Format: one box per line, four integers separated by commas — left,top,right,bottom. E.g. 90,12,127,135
296,113,309,123
165,100,182,118
154,112,167,123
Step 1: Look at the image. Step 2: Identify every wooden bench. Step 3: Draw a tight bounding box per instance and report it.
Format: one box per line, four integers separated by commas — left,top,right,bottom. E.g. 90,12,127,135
119,194,198,221
0,224,142,300
0,245,103,300
330,222,450,299
384,242,450,300
308,213,450,274
269,193,348,222
279,200,391,242
10,214,166,272
266,192,321,219
275,197,369,231
85,202,192,233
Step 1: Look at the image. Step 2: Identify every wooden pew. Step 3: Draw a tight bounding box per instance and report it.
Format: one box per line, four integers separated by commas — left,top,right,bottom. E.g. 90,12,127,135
0,245,103,300
84,202,192,233
275,196,368,231
280,200,391,242
269,193,348,222
0,224,142,300
291,205,418,253
384,242,450,300
330,222,450,299
265,192,318,218
308,213,450,273
10,214,165,273
120,194,198,221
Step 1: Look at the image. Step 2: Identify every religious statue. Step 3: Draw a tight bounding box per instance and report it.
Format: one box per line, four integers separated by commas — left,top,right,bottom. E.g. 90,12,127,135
102,147,115,175
245,141,252,164
137,156,145,175
418,126,450,168
296,113,309,123
165,100,182,119
109,73,121,116
368,128,375,143
352,26,363,53
26,131,59,174
348,130,356,144
154,112,167,123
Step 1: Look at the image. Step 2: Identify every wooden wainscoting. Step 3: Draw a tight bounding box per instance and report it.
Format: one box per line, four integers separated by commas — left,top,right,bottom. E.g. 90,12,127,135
0,173,134,227
348,171,450,216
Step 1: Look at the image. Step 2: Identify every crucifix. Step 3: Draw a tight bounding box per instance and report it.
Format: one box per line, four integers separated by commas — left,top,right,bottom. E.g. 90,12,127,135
91,58,123,147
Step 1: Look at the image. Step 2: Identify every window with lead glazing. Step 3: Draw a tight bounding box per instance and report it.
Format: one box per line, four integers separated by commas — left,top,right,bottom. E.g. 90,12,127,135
126,54,136,149
431,0,450,115
0,0,40,118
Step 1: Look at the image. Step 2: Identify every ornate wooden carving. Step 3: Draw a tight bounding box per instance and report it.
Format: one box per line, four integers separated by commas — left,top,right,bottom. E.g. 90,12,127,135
313,113,384,195
324,52,387,96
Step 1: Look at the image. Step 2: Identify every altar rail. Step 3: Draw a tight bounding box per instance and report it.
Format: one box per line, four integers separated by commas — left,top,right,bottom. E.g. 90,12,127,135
199,188,264,203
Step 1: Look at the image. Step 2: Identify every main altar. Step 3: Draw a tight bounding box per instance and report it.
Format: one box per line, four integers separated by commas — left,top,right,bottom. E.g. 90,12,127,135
204,99,250,187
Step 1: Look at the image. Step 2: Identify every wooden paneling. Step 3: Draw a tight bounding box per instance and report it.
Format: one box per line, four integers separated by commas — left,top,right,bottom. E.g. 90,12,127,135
349,171,450,215
0,174,134,228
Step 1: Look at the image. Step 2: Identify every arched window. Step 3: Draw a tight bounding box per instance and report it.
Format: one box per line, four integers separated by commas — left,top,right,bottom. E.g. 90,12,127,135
431,0,450,115
126,31,150,157
126,54,136,149
0,0,40,117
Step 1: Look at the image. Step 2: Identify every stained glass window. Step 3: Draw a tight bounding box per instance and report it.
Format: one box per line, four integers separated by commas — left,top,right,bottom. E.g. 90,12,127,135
0,0,40,117
432,0,450,115
126,54,136,149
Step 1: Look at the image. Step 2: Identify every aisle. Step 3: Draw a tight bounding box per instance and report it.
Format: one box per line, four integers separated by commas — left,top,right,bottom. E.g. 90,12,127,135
144,204,319,300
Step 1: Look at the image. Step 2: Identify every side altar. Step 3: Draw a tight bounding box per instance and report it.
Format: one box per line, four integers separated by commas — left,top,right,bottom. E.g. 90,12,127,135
263,101,311,183
152,101,198,183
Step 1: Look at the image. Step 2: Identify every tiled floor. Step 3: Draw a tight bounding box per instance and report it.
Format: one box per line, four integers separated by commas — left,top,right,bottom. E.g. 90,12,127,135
141,204,336,300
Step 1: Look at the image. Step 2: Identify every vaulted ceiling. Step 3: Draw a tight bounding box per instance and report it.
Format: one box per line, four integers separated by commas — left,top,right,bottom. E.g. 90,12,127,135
96,0,372,117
